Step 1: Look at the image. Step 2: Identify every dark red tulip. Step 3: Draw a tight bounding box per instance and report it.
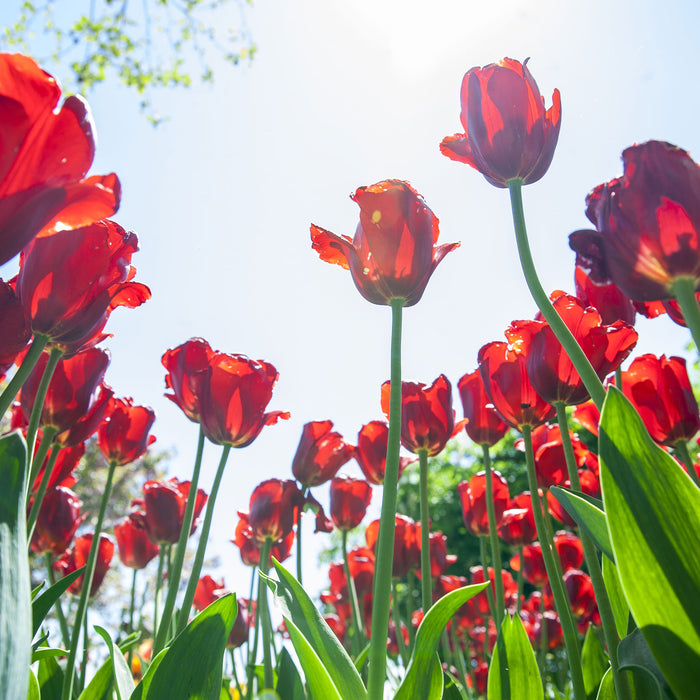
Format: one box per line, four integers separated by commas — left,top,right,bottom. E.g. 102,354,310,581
0,278,31,377
304,491,334,533
244,478,305,544
380,374,461,456
355,420,414,485
547,466,600,527
20,347,112,445
56,533,114,596
574,264,637,326
415,527,457,578
457,471,509,537
366,515,420,579
30,441,84,492
232,517,294,568
512,542,548,587
291,420,355,488
440,58,561,188
161,337,214,423
477,337,555,430
17,219,150,354
311,179,459,307
570,141,700,301
562,569,599,628
470,565,518,616
554,530,585,572
328,546,376,599
621,354,700,446
0,54,121,266
514,292,637,406
329,476,373,531
498,492,537,546
194,352,289,447
132,478,208,545
457,369,508,447
30,485,84,555
114,516,160,569
97,397,156,466
572,400,600,437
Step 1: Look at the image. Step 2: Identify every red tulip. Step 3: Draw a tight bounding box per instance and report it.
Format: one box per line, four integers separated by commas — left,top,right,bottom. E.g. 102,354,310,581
457,369,508,447
291,420,355,488
56,533,114,596
30,441,84,492
0,54,120,266
366,515,420,579
498,492,537,546
17,219,150,353
355,420,414,485
161,337,214,423
440,58,561,187
574,264,637,326
328,546,376,599
457,471,509,537
194,351,289,447
329,476,372,531
114,516,160,569
244,478,305,544
570,140,700,301
477,337,555,430
97,397,156,466
311,179,459,307
513,292,637,406
470,565,518,616
30,485,84,555
0,278,31,377
547,466,600,527
415,527,457,578
554,530,585,572
192,576,249,648
232,517,294,568
380,374,460,456
621,354,700,446
132,478,208,545
572,400,600,437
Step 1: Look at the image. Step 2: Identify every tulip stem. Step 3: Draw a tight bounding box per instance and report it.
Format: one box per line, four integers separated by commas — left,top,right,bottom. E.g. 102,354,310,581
367,298,404,700
672,277,700,353
257,540,274,689
342,528,365,656
521,425,586,700
61,459,118,700
516,546,524,613
391,580,409,667
479,536,496,626
0,333,49,420
675,439,700,489
153,546,166,639
26,439,59,544
296,491,304,585
176,443,232,634
556,402,631,700
153,425,206,655
418,449,433,613
481,444,504,630
508,180,606,410
45,552,70,648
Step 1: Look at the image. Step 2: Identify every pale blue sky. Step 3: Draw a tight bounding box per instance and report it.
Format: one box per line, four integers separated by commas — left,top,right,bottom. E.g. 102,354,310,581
2,0,699,596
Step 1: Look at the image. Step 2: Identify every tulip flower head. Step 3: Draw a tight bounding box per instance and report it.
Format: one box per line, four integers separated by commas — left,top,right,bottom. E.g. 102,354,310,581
114,516,160,569
244,478,305,544
0,278,31,377
291,419,355,488
56,533,114,597
311,179,459,307
329,475,373,531
355,420,415,485
97,396,156,466
457,369,509,446
441,57,561,187
457,471,509,537
30,486,84,555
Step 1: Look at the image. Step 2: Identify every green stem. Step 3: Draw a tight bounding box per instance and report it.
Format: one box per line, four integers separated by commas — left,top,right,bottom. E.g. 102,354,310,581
245,564,260,700
481,444,504,630
231,649,244,699
45,552,70,648
61,459,118,700
257,540,273,689
127,568,138,671
26,438,59,543
176,443,232,634
556,402,631,700
479,536,496,629
675,439,700,489
296,490,305,585
508,180,606,410
0,333,49,419
152,425,206,655
79,608,89,692
343,528,365,656
153,546,166,640
449,623,469,693
522,425,585,700
672,276,700,352
406,572,416,652
367,298,404,700
418,449,433,613
391,580,408,667
516,546,523,613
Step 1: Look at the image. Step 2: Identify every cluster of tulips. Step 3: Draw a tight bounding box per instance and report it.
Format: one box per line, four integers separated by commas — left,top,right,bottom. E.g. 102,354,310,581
1,47,699,700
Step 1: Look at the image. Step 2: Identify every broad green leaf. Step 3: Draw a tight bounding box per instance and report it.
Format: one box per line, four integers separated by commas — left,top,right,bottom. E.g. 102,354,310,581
284,616,341,700
549,486,613,561
0,432,30,700
130,593,237,700
394,583,488,700
77,656,115,700
131,648,167,699
618,628,668,699
581,625,608,700
265,560,366,700
95,625,136,700
601,556,629,640
276,647,305,700
595,669,615,700
38,652,63,700
31,647,67,663
487,615,543,700
443,668,469,700
32,567,85,637
28,669,40,700
599,387,700,699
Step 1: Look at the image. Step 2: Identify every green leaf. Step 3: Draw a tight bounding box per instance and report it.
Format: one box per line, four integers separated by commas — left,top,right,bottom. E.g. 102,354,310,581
618,628,668,698
487,614,543,700
549,486,613,560
37,652,63,700
131,648,166,699
32,567,85,637
595,669,615,700
284,616,341,700
395,583,488,700
601,556,629,640
581,626,608,700
276,647,305,700
95,626,136,700
0,432,30,700
599,388,700,699
31,647,67,663
28,669,40,700
77,655,115,700
265,559,366,700
130,593,237,700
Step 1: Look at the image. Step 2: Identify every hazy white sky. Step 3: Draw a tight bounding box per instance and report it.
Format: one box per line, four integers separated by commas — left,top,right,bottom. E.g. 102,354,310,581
2,0,699,595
